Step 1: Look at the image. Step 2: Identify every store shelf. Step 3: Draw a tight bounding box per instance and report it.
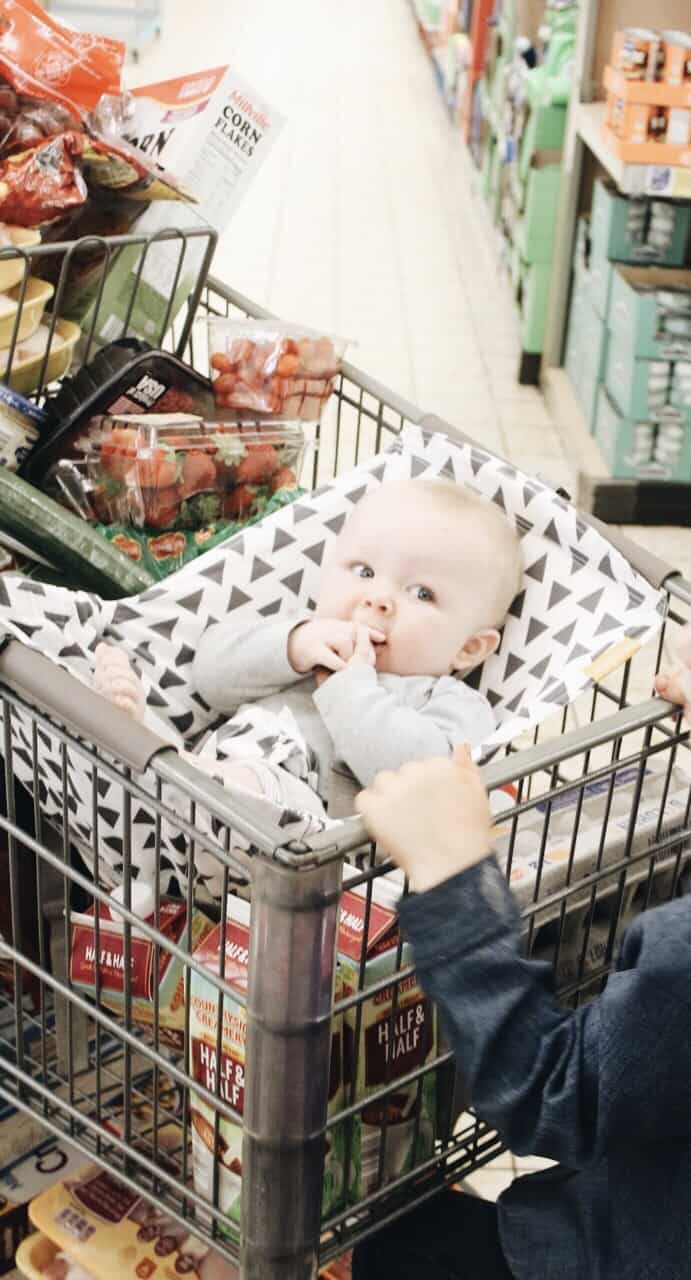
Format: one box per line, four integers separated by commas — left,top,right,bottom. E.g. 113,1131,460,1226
575,102,691,199
544,369,691,525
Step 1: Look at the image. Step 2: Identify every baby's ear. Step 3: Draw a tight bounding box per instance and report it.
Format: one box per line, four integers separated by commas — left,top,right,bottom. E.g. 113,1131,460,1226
452,629,500,674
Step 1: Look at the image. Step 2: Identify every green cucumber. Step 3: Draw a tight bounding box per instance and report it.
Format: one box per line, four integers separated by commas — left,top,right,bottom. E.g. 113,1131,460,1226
0,469,155,599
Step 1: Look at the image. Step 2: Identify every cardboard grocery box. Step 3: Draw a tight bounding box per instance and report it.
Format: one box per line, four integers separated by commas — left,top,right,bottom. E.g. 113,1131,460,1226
590,177,691,267
75,66,284,344
594,384,691,481
70,888,214,1051
609,265,691,360
188,896,345,1240
514,160,561,263
604,331,690,424
601,121,691,167
604,62,691,108
337,876,437,1203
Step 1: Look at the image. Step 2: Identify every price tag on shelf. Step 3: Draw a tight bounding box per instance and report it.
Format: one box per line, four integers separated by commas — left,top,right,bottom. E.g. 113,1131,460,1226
645,166,691,199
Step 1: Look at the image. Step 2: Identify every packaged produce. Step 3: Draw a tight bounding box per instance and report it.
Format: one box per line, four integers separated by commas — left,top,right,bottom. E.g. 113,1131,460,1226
72,66,284,343
337,873,437,1202
0,278,54,349
0,469,154,597
0,319,80,397
189,894,344,1239
0,384,48,472
94,487,303,581
0,224,41,292
16,1235,95,1280
47,415,304,533
209,320,348,420
25,348,216,485
28,1165,234,1280
70,883,214,1051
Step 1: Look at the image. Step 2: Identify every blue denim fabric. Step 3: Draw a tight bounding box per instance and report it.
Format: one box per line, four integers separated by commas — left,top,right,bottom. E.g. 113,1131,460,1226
397,858,691,1279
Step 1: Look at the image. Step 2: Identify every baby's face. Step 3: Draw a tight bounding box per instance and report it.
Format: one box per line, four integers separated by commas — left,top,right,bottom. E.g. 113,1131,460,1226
316,487,497,677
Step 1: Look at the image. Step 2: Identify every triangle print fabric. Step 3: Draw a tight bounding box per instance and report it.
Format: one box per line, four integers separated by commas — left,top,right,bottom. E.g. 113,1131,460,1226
0,424,665,891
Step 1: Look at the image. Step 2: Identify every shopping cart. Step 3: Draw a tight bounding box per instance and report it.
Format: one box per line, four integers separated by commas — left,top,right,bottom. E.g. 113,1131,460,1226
0,231,690,1279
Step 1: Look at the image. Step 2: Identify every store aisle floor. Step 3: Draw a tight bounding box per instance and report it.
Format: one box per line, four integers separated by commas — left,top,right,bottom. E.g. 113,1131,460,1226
133,1,691,575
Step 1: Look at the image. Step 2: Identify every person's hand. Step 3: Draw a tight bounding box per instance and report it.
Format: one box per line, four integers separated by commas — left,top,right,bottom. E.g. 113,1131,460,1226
288,618,385,675
355,744,492,894
94,642,145,721
654,623,691,722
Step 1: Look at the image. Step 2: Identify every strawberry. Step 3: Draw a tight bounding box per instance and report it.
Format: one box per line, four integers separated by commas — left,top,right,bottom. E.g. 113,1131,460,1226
210,352,234,374
179,450,218,498
237,444,279,485
269,466,297,494
222,485,258,520
143,485,180,529
136,448,177,490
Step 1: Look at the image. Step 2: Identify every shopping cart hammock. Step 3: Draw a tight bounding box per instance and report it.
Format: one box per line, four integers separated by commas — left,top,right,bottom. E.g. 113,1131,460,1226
0,425,665,888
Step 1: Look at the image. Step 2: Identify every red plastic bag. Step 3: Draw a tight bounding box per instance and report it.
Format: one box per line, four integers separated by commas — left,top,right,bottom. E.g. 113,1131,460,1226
0,0,124,117
0,130,87,226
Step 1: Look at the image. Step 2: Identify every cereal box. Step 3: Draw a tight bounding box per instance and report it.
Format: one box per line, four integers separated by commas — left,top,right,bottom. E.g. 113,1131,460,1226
70,884,214,1051
337,873,437,1202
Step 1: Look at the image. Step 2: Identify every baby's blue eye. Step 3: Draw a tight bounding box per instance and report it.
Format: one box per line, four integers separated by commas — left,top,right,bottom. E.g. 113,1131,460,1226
413,585,435,603
353,563,374,579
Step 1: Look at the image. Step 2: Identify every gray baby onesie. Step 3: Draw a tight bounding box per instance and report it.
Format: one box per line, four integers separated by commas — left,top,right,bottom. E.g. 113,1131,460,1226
193,612,496,800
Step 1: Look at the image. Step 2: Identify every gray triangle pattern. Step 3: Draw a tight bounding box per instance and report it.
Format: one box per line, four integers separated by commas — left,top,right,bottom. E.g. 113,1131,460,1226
0,421,665,891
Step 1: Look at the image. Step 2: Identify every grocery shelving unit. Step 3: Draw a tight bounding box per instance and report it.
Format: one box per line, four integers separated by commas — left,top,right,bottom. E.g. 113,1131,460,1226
541,0,691,521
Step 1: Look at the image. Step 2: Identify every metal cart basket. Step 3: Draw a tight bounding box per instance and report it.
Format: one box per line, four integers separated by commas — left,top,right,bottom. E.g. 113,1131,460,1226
1,234,690,1279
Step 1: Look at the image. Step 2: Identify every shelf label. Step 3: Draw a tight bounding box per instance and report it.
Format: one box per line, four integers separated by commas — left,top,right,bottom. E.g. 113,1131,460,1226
645,166,691,199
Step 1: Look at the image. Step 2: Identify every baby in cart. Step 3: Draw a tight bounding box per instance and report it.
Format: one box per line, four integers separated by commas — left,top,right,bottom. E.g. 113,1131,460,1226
94,479,522,827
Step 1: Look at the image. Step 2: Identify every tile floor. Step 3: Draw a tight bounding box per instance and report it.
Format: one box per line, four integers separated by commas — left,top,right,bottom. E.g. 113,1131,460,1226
128,0,690,1201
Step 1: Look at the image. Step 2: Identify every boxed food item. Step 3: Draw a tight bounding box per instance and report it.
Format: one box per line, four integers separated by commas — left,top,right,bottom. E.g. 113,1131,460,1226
208,320,348,420
28,1164,234,1280
188,895,345,1240
605,331,691,425
0,384,48,472
594,384,691,481
609,265,691,362
589,178,691,268
494,760,691,922
49,415,304,531
70,883,214,1050
337,873,437,1202
73,66,284,345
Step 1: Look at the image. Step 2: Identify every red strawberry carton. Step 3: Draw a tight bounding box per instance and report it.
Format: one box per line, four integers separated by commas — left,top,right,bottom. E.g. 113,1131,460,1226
73,413,305,531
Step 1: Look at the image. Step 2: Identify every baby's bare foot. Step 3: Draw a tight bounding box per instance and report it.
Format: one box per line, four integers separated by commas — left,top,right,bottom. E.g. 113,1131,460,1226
94,642,146,721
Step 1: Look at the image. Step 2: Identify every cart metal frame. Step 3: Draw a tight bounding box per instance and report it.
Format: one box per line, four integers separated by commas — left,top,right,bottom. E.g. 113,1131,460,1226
0,239,690,1278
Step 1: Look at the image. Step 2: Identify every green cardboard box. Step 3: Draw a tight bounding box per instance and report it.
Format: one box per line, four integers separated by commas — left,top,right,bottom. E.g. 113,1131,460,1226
594,385,691,482
587,245,614,323
590,178,691,268
604,331,690,424
564,283,607,429
609,265,691,361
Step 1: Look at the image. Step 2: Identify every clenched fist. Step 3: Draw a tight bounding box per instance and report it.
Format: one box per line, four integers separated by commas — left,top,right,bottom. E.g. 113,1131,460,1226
288,617,385,675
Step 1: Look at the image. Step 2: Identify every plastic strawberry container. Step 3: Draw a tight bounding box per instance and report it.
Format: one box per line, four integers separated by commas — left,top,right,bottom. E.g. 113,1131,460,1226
208,319,349,420
68,415,305,531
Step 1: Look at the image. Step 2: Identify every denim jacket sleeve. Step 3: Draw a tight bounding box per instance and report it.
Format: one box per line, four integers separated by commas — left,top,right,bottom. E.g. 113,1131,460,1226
397,856,691,1168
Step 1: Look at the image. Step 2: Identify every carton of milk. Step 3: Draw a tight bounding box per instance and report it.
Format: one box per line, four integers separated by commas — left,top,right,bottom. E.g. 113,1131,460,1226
70,883,214,1050
189,895,345,1240
337,873,437,1202
77,65,285,343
